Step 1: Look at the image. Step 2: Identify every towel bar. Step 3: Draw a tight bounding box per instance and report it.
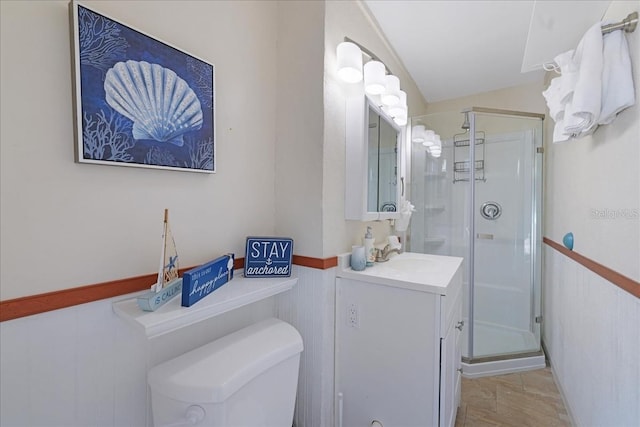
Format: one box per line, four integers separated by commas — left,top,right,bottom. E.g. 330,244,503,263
601,11,638,35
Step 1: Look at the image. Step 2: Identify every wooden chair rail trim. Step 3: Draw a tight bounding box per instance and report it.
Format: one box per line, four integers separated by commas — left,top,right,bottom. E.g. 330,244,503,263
0,255,338,322
543,237,639,299
6,239,636,322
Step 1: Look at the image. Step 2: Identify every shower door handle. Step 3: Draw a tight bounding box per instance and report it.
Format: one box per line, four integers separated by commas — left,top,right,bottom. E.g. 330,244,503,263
476,233,494,240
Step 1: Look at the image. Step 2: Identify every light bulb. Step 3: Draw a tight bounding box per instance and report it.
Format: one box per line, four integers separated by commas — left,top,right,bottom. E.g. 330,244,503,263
388,91,407,117
422,130,435,147
430,134,442,158
381,75,400,106
394,112,407,126
364,61,386,95
412,125,426,143
336,42,363,83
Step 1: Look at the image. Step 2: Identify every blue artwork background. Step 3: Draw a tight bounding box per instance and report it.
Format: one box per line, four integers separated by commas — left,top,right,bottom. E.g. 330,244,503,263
76,4,214,171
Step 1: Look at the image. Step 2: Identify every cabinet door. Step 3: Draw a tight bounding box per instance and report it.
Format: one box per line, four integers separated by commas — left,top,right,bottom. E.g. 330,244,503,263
439,292,463,427
453,303,462,411
335,278,440,427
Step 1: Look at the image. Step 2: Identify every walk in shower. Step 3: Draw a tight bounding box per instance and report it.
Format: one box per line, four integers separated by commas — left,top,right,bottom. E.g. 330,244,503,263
409,108,545,377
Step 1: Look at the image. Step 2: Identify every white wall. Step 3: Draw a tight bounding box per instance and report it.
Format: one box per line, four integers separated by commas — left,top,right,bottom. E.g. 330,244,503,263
275,0,430,260
0,0,278,300
424,81,548,116
543,1,640,282
0,0,430,294
275,1,326,258
542,1,640,425
323,0,428,257
544,248,639,426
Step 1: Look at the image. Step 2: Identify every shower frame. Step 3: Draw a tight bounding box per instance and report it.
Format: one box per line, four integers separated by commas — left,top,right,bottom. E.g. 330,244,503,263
463,107,545,366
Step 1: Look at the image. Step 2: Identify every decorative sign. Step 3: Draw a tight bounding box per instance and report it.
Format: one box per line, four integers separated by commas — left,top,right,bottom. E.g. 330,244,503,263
181,254,234,307
244,237,293,277
136,278,182,312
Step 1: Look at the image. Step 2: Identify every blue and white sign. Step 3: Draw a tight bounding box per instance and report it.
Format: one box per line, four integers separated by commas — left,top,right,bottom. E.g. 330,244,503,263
181,254,234,307
137,278,182,312
244,237,293,277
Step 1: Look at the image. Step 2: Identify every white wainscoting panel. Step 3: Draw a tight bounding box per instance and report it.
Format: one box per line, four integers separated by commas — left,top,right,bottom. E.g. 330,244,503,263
1,309,33,427
1,267,335,427
1,294,148,427
543,247,639,427
275,265,336,427
0,294,277,426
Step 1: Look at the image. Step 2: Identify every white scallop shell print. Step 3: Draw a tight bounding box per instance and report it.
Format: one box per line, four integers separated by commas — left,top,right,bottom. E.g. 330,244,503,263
104,60,203,147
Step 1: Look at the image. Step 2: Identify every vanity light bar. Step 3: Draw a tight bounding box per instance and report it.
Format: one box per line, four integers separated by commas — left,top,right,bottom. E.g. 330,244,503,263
342,36,392,75
337,37,408,126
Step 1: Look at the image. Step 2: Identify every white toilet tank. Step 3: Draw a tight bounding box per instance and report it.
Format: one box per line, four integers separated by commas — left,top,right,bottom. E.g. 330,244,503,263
148,318,303,427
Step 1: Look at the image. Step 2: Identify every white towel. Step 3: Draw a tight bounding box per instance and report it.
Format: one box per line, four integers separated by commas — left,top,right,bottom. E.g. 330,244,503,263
563,22,604,137
598,28,635,125
553,115,572,143
542,50,578,143
542,77,564,121
555,50,578,104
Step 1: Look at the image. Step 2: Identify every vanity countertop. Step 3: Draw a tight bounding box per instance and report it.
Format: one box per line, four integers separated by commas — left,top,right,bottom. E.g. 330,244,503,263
336,252,463,295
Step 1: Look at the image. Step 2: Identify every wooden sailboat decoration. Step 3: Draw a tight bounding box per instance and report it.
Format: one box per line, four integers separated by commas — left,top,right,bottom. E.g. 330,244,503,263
154,209,179,292
137,209,183,311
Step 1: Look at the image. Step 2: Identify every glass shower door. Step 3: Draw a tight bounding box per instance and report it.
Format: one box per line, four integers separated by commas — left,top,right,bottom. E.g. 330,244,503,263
410,108,543,364
470,111,543,359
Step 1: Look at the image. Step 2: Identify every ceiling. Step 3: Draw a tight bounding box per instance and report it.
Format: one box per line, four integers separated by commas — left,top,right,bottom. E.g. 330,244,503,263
363,0,611,103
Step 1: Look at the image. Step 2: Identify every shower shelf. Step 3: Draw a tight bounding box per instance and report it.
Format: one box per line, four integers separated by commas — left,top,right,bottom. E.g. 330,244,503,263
454,160,484,172
453,129,486,183
453,137,484,147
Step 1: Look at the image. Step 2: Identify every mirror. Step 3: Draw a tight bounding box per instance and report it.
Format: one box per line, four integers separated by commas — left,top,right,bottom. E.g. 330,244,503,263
345,95,403,221
367,104,399,214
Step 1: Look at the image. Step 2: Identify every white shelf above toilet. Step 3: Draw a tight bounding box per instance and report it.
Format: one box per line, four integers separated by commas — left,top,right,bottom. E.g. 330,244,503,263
113,274,297,339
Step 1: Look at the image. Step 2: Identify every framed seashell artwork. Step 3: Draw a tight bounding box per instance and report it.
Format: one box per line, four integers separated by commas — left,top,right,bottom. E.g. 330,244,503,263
70,1,215,173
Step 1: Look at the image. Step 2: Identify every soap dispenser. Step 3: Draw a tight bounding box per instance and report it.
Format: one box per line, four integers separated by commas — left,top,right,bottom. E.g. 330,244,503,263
364,226,375,266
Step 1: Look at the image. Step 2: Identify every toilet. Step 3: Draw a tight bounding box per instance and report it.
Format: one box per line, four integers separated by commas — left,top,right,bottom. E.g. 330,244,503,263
148,318,303,426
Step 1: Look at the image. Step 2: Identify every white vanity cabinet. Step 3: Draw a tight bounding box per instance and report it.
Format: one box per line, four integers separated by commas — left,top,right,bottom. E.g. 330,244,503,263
335,253,463,427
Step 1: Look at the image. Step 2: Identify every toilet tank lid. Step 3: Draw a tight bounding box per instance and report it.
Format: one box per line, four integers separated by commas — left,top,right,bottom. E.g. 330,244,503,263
148,318,303,403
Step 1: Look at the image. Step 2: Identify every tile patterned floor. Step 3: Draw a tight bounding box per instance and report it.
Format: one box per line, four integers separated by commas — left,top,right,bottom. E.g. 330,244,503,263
455,367,571,427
